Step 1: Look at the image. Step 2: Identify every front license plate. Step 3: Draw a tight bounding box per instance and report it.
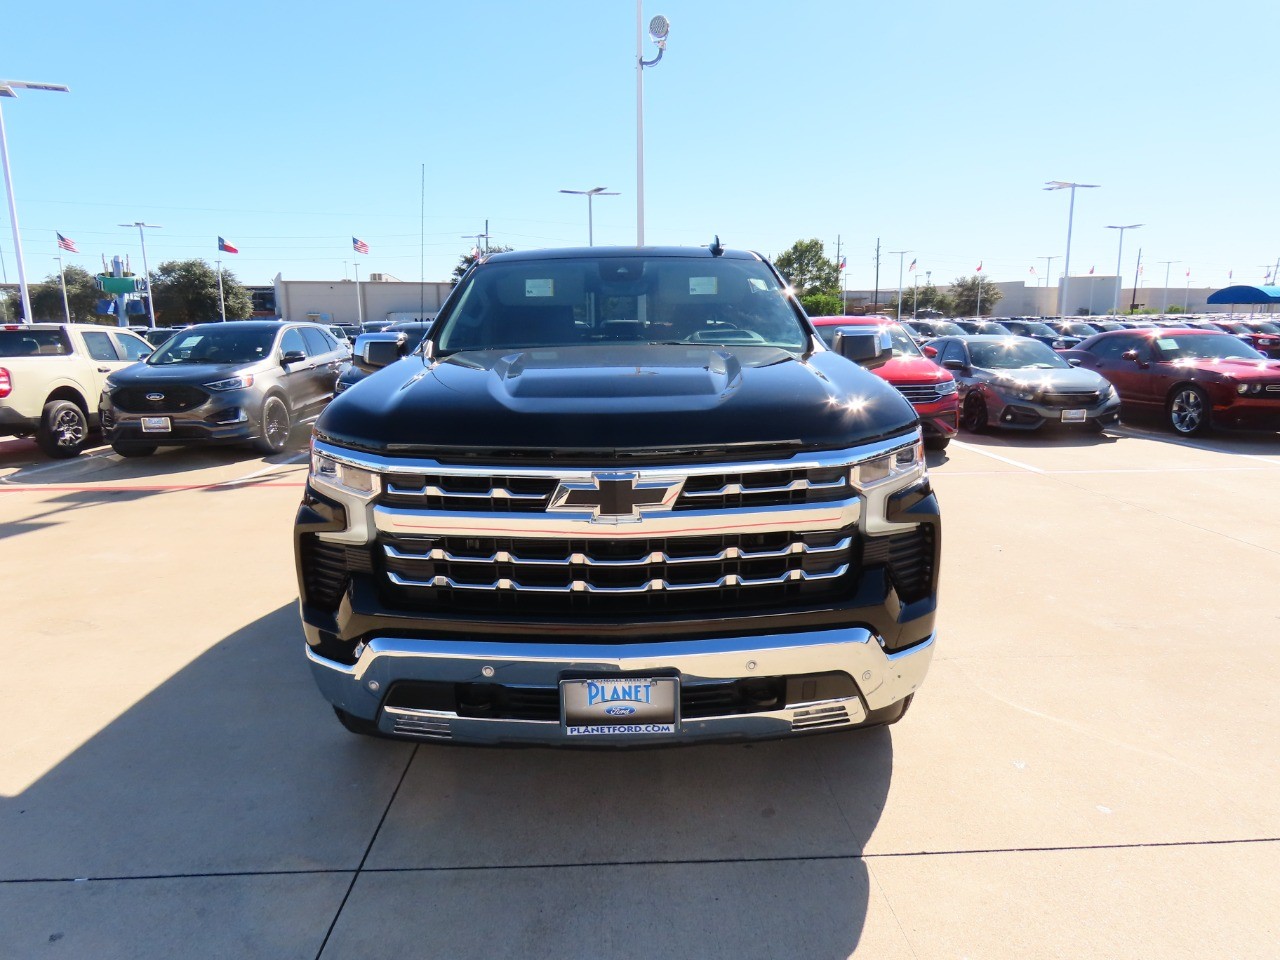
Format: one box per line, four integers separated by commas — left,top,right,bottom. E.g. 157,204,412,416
561,677,678,736
141,416,171,433
1061,409,1087,423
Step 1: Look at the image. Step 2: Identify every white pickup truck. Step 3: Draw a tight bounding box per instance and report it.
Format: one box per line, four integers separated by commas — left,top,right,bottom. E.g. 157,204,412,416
0,323,154,458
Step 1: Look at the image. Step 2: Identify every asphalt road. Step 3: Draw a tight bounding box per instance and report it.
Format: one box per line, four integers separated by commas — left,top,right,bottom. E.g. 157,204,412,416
1,423,1277,959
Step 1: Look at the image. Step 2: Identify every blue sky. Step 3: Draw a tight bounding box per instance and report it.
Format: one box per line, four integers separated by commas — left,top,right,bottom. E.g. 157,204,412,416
2,0,1275,293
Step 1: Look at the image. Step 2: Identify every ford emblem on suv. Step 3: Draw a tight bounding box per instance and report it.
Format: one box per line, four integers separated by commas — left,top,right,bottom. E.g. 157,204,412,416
145,393,165,401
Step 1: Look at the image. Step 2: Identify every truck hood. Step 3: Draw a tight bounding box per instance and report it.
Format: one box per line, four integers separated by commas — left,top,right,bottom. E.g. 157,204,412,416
317,343,918,457
872,355,954,386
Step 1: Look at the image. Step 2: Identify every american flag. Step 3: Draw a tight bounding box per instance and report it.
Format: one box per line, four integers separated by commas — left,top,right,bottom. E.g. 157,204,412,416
352,237,369,255
56,232,78,253
908,258,917,272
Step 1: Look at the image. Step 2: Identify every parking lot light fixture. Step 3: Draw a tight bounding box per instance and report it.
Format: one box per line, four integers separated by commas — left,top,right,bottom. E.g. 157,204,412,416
1106,224,1143,314
1045,181,1100,318
560,187,619,246
636,7,670,246
0,79,70,324
119,222,161,327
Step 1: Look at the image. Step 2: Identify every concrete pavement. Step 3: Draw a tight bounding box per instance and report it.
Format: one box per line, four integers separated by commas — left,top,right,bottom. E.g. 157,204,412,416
0,424,1277,958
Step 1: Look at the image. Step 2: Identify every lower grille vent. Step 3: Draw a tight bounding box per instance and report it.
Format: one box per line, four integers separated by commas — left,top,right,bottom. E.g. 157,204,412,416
388,710,453,740
301,536,372,608
791,704,852,730
862,525,936,604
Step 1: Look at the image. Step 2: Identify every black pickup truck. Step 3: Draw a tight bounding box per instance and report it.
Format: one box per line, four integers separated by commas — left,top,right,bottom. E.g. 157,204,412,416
294,245,940,745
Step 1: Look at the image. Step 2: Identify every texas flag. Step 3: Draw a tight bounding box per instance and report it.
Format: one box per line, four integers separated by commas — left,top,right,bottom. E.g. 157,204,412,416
1029,266,1036,275
56,232,78,253
218,237,238,254
1185,268,1190,277
975,261,983,273
838,256,847,270
1089,266,1095,275
353,237,370,255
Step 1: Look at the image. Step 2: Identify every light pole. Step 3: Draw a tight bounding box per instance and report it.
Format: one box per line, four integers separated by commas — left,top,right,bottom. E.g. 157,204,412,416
54,254,71,322
1045,180,1100,318
1106,224,1142,315
560,187,618,246
636,7,669,246
120,222,161,327
1157,260,1179,317
0,79,71,324
889,250,910,320
1038,256,1059,290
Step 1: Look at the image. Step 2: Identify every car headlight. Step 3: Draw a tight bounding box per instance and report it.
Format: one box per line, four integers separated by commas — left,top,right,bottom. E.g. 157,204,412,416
1236,383,1263,395
1009,387,1037,401
936,379,957,396
310,448,380,497
854,438,925,488
204,374,255,391
1105,383,1119,399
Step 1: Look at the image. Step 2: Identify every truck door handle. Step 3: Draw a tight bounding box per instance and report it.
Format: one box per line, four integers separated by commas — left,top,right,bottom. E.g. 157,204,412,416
97,366,111,373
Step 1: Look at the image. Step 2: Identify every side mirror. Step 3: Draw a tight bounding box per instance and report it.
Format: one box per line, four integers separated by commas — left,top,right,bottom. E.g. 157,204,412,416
941,358,967,372
832,328,892,370
352,333,407,373
922,345,938,358
281,349,306,365
1068,357,1082,366
1121,349,1146,367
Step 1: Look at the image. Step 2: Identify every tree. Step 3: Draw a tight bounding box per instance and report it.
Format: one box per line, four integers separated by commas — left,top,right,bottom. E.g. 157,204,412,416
27,265,107,323
149,259,252,325
773,239,838,300
948,275,1003,317
888,281,948,319
451,244,514,285
799,291,843,317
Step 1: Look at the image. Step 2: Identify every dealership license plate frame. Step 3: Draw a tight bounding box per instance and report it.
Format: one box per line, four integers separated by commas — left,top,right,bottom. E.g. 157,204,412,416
141,416,172,433
1061,409,1088,423
561,676,679,736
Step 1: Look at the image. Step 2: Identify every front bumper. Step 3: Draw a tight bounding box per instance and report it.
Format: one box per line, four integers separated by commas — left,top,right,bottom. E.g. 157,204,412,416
308,628,935,745
1212,395,1280,431
101,397,264,445
990,392,1122,431
913,397,959,439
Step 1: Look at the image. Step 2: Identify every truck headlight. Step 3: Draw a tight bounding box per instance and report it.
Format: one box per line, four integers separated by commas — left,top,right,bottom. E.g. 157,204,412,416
854,438,925,487
310,448,380,497
853,437,927,536
936,379,957,396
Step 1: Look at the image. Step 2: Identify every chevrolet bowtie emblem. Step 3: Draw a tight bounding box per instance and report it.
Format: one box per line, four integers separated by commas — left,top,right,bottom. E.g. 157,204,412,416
548,472,684,523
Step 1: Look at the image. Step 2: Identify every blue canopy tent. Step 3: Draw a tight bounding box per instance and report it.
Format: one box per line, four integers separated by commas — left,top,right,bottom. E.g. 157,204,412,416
1207,285,1280,315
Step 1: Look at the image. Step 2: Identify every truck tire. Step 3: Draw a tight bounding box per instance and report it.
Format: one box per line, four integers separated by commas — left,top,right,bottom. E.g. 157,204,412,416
37,400,89,458
333,706,385,738
254,395,291,454
113,442,158,458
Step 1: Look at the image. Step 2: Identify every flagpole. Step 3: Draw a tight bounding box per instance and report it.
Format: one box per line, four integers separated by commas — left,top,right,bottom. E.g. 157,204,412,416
354,263,364,326
56,254,70,322
216,258,226,322
975,265,982,317
913,273,919,321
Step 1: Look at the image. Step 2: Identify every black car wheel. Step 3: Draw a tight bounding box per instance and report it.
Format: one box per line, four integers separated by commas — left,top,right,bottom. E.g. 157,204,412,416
37,400,88,458
1168,385,1211,436
960,394,988,433
924,436,950,451
113,442,157,458
255,395,291,454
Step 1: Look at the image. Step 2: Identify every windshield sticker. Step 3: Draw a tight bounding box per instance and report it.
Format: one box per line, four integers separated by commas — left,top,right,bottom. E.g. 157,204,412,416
525,279,555,298
748,277,768,291
1156,338,1179,351
689,277,719,296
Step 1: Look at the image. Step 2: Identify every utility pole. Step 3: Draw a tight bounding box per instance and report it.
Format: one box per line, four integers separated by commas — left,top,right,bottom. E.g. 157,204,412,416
1157,260,1178,317
834,234,842,314
872,238,881,311
1039,256,1059,290
889,250,910,321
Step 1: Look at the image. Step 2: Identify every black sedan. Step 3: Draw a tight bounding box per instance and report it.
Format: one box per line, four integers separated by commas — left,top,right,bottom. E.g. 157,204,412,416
953,320,1013,336
1001,319,1080,350
926,335,1121,432
100,321,346,456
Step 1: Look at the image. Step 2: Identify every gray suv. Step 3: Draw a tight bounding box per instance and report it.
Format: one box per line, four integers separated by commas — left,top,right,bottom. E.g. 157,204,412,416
100,321,346,456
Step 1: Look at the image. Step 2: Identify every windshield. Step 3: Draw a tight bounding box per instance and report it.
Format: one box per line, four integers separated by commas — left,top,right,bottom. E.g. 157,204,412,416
434,254,806,354
920,321,965,336
148,327,278,365
1017,321,1059,336
1248,321,1280,334
1152,334,1263,362
969,338,1070,370
1059,322,1098,336
816,323,920,357
0,328,72,357
962,322,1012,335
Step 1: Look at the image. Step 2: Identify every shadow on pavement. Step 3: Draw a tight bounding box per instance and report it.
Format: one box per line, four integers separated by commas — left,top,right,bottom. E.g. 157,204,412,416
1,601,895,960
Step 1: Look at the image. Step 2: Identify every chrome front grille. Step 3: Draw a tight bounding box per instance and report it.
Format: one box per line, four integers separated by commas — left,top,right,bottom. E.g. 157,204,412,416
381,530,852,597
895,383,943,404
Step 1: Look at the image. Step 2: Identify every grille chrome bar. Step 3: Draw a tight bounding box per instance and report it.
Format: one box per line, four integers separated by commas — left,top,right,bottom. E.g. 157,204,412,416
385,482,547,501
387,564,849,595
679,476,848,498
383,537,851,568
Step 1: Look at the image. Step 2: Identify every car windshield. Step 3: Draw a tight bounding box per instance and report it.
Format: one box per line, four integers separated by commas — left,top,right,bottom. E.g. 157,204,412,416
816,323,920,357
1152,334,1263,362
969,338,1070,370
1059,322,1098,336
964,322,1012,334
1017,321,1059,336
0,328,72,356
434,254,807,355
148,327,278,365
1248,321,1280,334
924,321,966,336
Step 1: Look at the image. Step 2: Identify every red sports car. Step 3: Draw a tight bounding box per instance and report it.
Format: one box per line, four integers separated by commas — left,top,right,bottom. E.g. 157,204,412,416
811,316,959,449
1062,328,1280,436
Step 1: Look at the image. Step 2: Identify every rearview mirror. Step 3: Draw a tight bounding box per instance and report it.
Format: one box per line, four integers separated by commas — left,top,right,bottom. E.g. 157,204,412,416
353,333,407,373
832,328,892,370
